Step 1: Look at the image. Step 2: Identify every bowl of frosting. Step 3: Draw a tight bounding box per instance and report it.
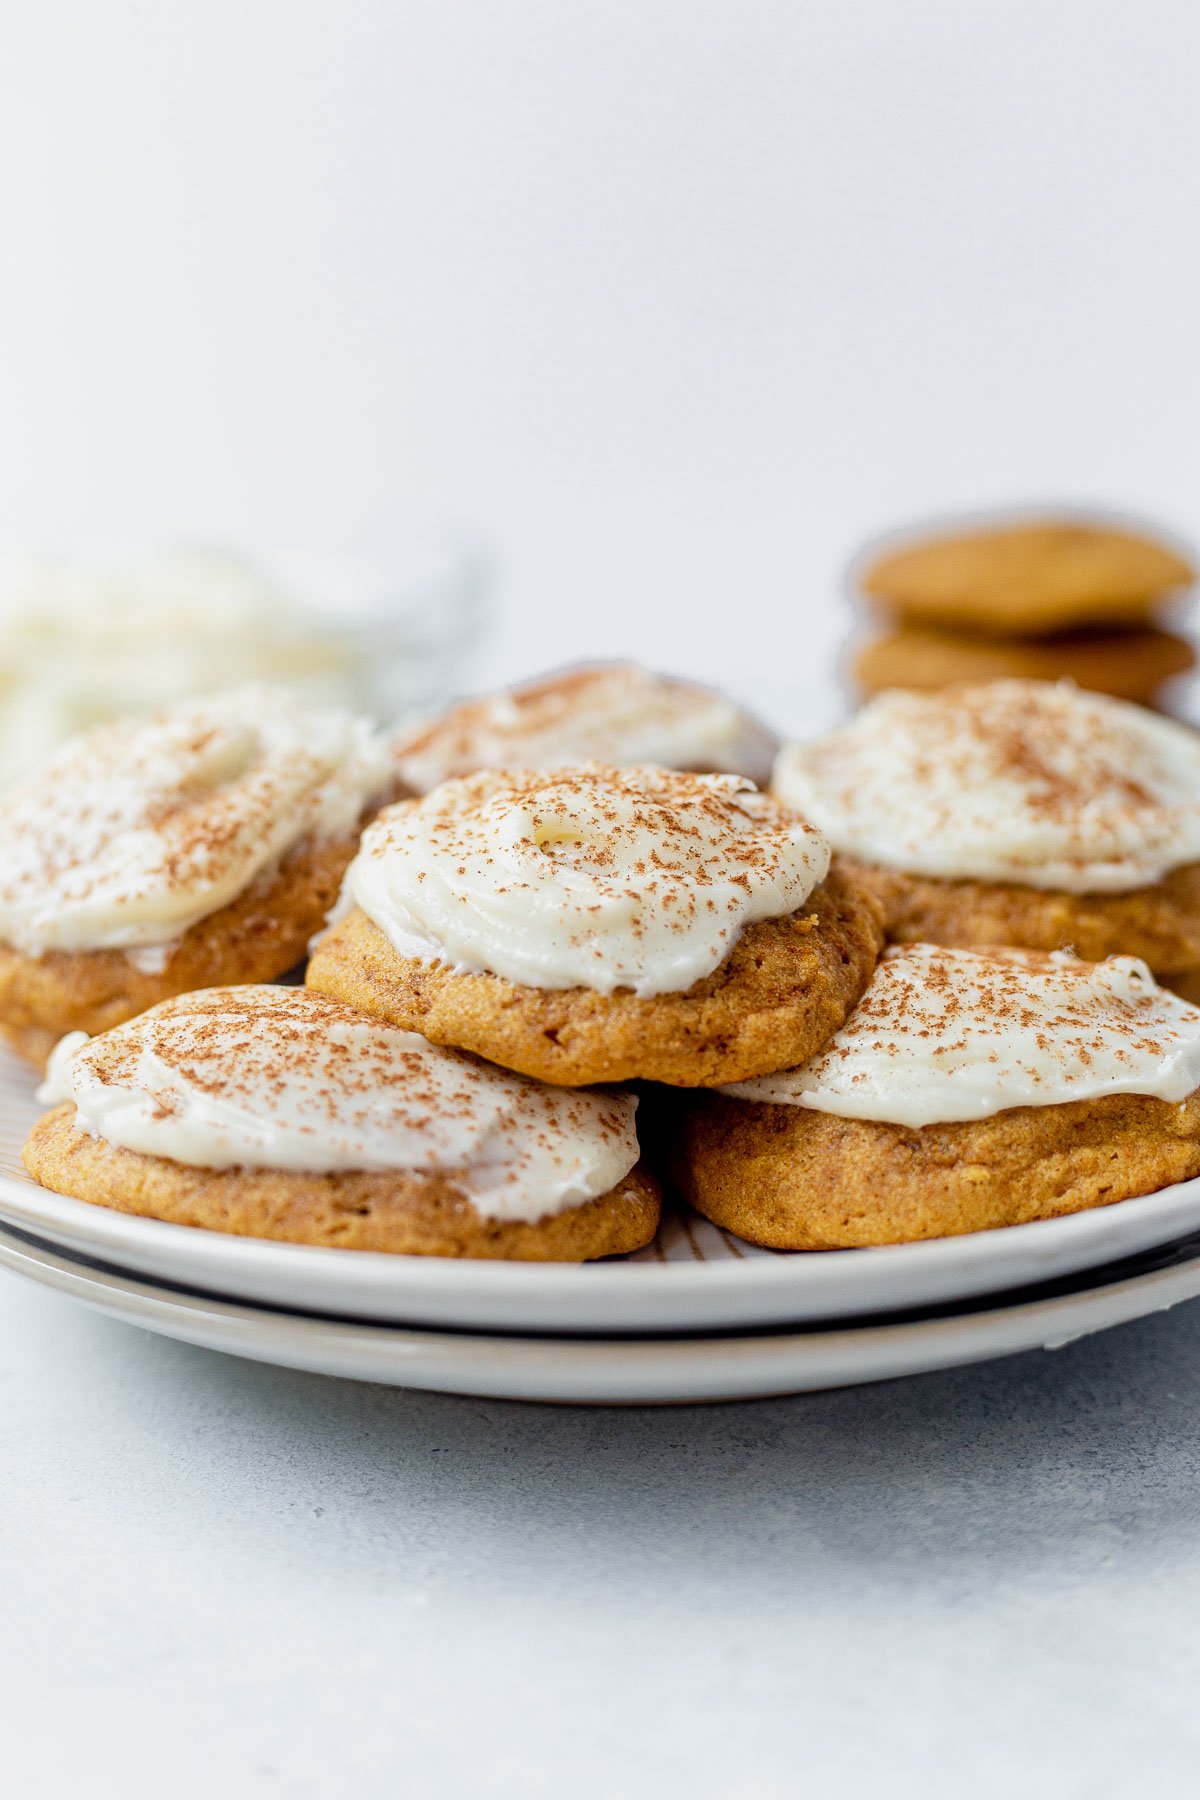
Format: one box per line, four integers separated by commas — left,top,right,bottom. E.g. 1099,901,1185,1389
0,537,487,785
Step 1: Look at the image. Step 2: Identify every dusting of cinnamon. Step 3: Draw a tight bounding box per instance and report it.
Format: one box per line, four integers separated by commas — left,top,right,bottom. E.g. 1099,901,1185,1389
57,984,639,1204
775,680,1200,892
391,662,774,791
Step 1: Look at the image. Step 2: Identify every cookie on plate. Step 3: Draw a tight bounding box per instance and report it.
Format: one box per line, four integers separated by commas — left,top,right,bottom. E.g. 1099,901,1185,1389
677,943,1200,1248
773,680,1200,997
307,764,883,1087
392,661,779,792
860,516,1193,637
0,686,395,1066
24,986,660,1261
851,623,1195,706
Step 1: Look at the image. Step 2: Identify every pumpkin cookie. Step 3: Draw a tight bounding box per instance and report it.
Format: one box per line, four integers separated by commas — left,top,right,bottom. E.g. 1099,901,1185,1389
392,661,779,791
24,986,660,1261
0,686,394,1066
307,765,883,1086
679,943,1200,1248
860,516,1193,637
775,681,1200,995
851,623,1195,705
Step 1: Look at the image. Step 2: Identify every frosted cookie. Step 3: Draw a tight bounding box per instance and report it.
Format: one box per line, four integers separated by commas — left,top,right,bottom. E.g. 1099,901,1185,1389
0,686,394,1066
774,681,1200,995
307,764,883,1086
860,517,1193,637
851,623,1195,706
391,661,779,791
678,943,1200,1248
24,987,660,1261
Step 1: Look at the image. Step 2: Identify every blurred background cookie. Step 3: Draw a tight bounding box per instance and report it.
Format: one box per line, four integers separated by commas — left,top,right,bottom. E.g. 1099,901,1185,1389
851,621,1195,706
859,516,1194,637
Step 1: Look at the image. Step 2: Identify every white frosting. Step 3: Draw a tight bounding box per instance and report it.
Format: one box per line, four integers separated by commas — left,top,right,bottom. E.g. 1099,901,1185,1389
39,987,641,1222
725,943,1200,1127
343,764,830,996
0,685,392,957
0,549,359,786
773,680,1200,893
392,662,778,792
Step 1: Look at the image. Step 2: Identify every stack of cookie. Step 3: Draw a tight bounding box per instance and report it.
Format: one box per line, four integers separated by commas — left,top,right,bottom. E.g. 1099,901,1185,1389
16,663,868,1263
14,663,1200,1260
850,514,1196,709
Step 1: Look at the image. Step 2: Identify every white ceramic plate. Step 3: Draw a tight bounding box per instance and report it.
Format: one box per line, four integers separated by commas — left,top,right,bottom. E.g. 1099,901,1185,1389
1,1218,1199,1403
9,1046,1200,1334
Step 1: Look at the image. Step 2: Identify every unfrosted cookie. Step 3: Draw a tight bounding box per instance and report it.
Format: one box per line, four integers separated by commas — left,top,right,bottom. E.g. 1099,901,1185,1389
774,681,1200,997
678,944,1200,1248
24,986,660,1261
851,623,1195,705
861,517,1193,637
0,686,394,1066
392,661,779,791
306,765,883,1086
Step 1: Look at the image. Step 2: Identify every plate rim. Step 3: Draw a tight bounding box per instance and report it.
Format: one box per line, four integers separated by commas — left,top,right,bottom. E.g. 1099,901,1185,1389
3,1215,1200,1403
4,1161,1200,1334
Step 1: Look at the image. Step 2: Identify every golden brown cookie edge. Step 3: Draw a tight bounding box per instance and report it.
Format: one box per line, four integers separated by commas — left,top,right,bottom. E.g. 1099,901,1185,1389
305,865,885,1088
860,519,1194,637
841,856,1200,981
678,1089,1200,1249
0,829,368,1070
22,1102,662,1263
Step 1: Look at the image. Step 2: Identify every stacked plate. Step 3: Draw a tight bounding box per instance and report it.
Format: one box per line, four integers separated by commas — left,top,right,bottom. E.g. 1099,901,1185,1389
3,1048,1200,1402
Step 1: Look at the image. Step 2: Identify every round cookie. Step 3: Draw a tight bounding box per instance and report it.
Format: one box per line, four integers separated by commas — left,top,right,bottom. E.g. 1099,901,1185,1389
307,864,883,1088
26,1105,660,1260
392,661,779,791
774,681,1200,998
0,832,358,1068
860,517,1193,637
678,1087,1200,1249
677,944,1200,1248
851,623,1195,705
23,987,660,1261
308,764,883,1086
0,686,394,1067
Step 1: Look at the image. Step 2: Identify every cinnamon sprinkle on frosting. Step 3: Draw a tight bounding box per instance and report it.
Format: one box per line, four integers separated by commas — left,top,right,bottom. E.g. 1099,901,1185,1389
40,985,640,1221
392,662,778,792
341,763,830,996
773,680,1200,893
0,686,393,957
725,942,1200,1126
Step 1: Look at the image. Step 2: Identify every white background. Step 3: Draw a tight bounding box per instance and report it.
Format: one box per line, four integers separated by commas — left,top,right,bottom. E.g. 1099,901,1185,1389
4,7,1200,1797
2,0,1198,715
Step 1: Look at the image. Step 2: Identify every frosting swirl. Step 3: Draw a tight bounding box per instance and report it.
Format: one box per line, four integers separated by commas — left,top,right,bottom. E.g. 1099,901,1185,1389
40,986,640,1221
0,685,392,957
343,764,830,995
774,680,1200,893
392,662,778,792
725,943,1200,1127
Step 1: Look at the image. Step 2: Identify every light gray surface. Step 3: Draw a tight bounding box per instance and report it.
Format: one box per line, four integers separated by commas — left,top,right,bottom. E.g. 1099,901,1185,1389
4,1272,1200,1799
